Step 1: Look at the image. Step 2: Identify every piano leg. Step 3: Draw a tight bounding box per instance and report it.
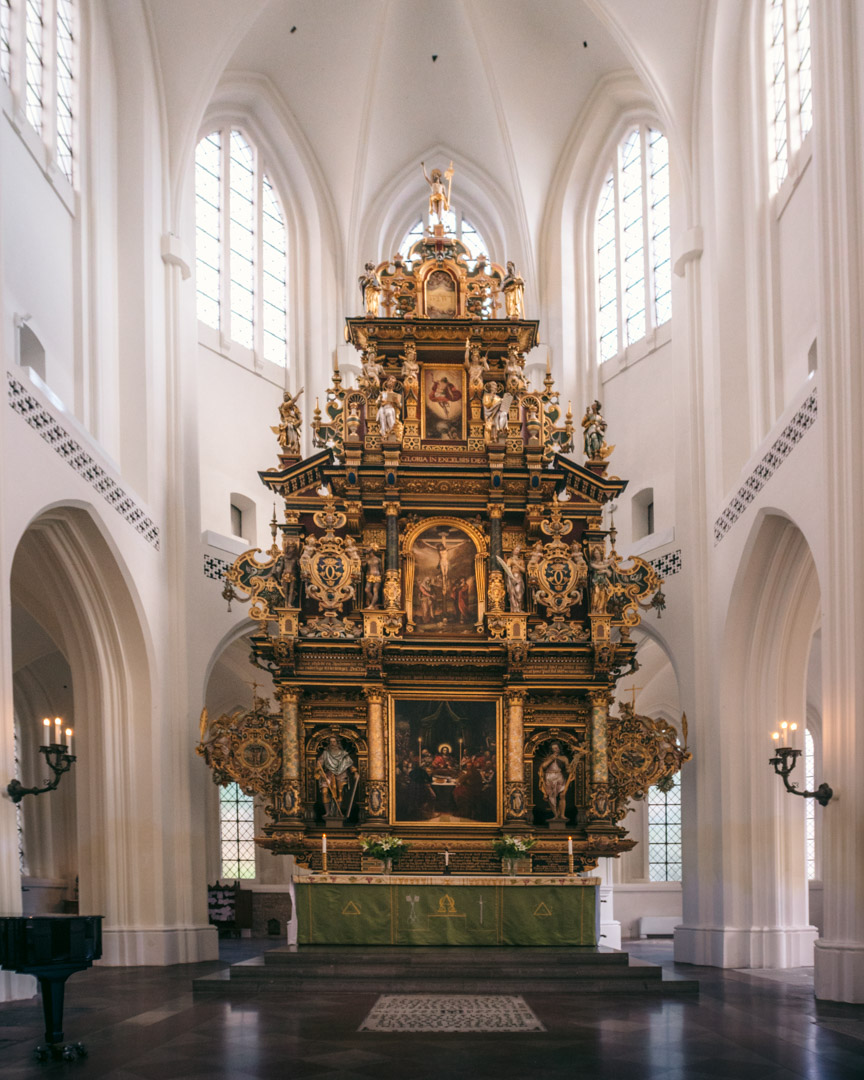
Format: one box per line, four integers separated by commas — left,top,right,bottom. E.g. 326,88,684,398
32,970,88,1061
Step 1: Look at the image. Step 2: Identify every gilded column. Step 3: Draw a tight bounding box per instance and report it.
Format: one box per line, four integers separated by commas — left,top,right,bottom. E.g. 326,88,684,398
364,687,388,821
504,689,528,824
278,686,304,823
587,689,613,828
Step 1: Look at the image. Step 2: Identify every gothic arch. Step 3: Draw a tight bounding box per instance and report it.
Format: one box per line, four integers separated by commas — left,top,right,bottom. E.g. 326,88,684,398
9,504,165,963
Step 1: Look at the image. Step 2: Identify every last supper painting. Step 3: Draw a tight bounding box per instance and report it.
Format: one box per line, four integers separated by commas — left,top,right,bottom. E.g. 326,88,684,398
392,698,500,826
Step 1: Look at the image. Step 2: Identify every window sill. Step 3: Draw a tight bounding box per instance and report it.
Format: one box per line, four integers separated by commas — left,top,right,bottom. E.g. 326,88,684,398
1,83,76,216
198,323,289,389
773,133,812,221
599,319,672,385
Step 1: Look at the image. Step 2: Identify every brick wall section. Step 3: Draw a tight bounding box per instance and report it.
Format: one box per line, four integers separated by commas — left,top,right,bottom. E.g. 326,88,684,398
252,892,293,937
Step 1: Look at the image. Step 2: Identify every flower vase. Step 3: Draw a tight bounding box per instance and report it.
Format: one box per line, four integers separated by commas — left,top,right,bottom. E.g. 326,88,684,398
384,857,393,875
502,857,513,875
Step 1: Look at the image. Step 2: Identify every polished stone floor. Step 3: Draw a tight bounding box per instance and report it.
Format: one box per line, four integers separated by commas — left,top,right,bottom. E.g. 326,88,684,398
1,939,863,1079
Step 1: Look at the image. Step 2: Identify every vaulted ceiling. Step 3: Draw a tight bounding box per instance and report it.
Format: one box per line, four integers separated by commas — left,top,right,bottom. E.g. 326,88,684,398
140,0,707,258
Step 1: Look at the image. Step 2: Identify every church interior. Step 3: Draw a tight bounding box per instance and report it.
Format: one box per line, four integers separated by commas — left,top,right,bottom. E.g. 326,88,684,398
2,0,864,1075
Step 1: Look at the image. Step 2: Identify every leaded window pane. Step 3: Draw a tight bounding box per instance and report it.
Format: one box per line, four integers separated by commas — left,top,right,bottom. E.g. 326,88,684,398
0,0,10,85
25,0,44,133
55,0,74,182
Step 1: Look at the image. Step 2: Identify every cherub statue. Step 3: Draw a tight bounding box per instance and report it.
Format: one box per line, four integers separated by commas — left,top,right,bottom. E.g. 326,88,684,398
271,388,304,455
505,343,526,394
359,261,382,317
496,546,526,612
363,544,383,608
400,341,420,395
421,160,454,224
464,338,489,398
582,399,609,460
483,381,511,443
501,261,525,319
377,376,403,440
358,343,385,396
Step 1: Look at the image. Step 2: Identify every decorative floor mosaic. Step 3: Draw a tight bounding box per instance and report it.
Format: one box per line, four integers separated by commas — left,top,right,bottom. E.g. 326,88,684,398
359,994,546,1033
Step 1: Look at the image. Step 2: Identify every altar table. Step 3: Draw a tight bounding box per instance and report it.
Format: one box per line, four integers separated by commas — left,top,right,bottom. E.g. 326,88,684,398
296,874,599,946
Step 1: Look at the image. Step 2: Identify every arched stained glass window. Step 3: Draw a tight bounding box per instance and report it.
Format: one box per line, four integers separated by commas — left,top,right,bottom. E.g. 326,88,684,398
195,127,289,367
767,0,813,192
594,125,671,363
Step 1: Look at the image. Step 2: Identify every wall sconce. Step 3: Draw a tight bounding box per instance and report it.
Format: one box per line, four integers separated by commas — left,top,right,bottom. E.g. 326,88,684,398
769,721,832,806
6,718,76,804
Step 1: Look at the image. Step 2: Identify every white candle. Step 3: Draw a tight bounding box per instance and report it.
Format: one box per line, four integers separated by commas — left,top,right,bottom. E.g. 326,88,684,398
54,717,62,742
445,851,449,866
65,728,73,754
568,836,573,857
322,833,327,854
42,718,50,740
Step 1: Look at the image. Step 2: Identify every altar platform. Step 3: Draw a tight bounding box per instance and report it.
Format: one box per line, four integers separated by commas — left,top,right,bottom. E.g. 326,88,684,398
192,943,700,997
295,873,598,947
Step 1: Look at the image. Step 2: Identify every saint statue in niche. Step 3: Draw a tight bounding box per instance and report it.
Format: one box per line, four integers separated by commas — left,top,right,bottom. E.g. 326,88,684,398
315,735,359,821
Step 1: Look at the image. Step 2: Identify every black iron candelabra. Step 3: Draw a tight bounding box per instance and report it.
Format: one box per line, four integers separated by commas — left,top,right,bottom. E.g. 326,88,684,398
7,726,76,803
769,745,833,806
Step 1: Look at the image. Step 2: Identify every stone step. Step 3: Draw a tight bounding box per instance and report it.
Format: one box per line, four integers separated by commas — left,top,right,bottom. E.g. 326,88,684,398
262,945,630,967
191,946,699,998
229,957,658,982
192,967,699,997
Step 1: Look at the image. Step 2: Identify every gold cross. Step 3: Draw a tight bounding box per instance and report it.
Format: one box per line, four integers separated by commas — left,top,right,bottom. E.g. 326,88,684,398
624,686,643,708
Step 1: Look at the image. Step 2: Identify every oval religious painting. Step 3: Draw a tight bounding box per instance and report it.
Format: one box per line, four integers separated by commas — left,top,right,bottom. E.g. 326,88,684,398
424,268,457,317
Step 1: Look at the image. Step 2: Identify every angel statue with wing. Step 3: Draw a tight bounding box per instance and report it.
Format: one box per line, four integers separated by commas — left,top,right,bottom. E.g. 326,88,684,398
496,546,526,612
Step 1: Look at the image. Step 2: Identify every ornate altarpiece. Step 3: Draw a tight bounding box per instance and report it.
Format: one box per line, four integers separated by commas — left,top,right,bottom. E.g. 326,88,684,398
199,206,688,875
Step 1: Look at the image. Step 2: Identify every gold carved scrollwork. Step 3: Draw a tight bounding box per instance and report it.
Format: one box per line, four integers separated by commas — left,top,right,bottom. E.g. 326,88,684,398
606,701,691,822
196,698,283,795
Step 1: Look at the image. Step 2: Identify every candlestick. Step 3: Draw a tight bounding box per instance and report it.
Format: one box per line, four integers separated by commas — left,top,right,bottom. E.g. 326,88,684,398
568,835,574,875
322,833,327,873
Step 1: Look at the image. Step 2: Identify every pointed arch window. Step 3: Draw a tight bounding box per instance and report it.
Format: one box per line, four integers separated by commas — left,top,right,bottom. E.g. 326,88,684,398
594,125,671,363
767,0,812,192
399,208,489,271
195,127,289,367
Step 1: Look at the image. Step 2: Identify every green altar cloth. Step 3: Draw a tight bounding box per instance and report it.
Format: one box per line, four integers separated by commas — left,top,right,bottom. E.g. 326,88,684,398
296,875,598,946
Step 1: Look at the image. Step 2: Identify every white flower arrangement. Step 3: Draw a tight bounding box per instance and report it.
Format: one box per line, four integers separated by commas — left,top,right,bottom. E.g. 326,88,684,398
359,833,409,862
492,834,537,859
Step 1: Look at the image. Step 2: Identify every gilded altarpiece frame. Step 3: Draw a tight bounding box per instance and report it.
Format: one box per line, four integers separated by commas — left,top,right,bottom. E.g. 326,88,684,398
403,516,487,634
389,694,502,827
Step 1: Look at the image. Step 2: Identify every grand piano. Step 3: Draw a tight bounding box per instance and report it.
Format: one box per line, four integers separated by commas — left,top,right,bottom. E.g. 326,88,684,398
0,913,102,1061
